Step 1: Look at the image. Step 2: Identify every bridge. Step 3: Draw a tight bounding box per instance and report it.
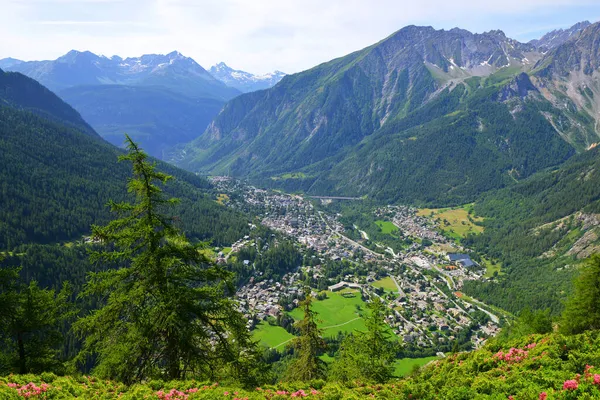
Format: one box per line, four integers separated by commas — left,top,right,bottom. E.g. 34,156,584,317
308,196,363,201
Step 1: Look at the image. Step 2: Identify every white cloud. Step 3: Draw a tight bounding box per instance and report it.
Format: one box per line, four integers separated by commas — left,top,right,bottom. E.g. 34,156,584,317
0,0,598,74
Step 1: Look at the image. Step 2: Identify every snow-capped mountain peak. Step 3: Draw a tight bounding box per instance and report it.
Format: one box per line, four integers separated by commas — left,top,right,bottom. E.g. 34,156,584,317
209,62,286,92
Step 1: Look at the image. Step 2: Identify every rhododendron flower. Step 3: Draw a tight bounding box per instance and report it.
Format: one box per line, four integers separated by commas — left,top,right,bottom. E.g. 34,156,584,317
594,374,600,385
563,380,578,390
539,393,547,400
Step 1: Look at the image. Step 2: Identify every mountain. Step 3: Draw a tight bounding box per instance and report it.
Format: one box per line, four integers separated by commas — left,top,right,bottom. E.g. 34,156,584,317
4,50,240,100
209,62,286,92
173,25,584,205
529,21,592,51
0,57,24,69
0,69,249,249
0,67,96,136
59,85,224,159
2,51,242,158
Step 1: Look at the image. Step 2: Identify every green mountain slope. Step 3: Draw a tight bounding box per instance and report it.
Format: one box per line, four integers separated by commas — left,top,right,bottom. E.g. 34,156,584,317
0,68,96,137
462,146,600,313
173,25,586,205
0,71,248,249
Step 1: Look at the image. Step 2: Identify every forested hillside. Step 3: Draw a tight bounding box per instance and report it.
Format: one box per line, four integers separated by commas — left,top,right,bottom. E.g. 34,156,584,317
0,69,250,249
462,147,600,313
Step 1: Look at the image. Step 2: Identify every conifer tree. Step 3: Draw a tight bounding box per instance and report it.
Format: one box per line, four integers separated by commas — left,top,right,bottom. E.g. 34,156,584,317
73,136,264,384
0,266,74,375
284,290,326,381
330,298,399,383
561,254,600,334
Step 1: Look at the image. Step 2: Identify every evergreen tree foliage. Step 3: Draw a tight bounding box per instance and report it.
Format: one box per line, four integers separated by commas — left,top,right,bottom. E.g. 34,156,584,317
73,137,263,384
330,299,399,384
284,291,326,382
561,254,600,335
0,266,74,375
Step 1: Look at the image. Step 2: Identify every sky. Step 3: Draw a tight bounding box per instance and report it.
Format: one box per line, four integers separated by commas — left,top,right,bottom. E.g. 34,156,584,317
1,0,600,75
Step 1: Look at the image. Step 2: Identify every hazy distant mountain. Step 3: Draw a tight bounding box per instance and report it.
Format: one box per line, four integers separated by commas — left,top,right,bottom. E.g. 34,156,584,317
0,50,242,158
2,50,240,100
0,57,24,69
529,21,592,51
209,62,285,92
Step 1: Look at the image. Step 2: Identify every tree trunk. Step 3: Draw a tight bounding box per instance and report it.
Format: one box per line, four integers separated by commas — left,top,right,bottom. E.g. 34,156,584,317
17,331,26,374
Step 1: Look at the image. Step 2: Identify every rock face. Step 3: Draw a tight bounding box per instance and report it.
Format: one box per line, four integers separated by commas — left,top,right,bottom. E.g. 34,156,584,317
529,21,592,52
209,62,286,93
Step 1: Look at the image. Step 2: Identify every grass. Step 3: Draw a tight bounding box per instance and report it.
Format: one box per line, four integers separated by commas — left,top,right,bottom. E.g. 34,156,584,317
375,220,399,235
252,322,296,349
393,356,439,377
221,247,232,255
482,256,503,278
271,172,307,180
216,193,229,204
417,205,484,239
371,277,398,292
289,290,367,337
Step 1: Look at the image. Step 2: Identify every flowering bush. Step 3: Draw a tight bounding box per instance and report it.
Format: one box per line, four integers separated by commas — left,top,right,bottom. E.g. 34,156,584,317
6,331,600,399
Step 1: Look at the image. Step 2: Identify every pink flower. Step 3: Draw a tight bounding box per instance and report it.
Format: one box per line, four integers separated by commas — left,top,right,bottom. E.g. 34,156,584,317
224,391,230,396
594,374,600,385
563,380,578,390
539,392,547,400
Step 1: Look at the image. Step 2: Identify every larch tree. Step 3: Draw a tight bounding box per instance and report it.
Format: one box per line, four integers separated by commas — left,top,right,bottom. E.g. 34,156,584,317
561,254,600,335
284,290,326,381
0,266,74,375
73,136,264,385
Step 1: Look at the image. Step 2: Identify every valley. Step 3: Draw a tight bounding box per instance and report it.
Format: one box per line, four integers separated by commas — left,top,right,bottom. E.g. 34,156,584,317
5,9,600,398
211,178,502,353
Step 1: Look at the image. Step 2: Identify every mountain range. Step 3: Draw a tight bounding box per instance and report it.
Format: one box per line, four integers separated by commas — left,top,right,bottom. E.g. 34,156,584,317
0,67,248,249
0,51,241,158
209,62,286,92
170,21,600,205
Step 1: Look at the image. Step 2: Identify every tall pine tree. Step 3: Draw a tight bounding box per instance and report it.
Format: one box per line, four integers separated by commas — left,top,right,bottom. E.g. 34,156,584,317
73,136,263,384
561,254,600,335
0,266,74,375
284,290,326,381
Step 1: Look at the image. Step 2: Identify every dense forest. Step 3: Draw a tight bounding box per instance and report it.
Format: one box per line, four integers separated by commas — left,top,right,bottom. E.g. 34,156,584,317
461,147,600,313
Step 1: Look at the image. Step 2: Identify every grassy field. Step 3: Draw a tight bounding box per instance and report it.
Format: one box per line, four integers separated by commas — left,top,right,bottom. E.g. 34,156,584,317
252,322,296,349
375,220,399,235
271,172,307,180
371,277,398,292
289,290,367,337
482,256,503,278
216,193,229,204
393,356,439,377
417,205,484,239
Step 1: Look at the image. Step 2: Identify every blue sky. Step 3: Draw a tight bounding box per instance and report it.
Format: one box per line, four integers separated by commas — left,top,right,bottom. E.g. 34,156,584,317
0,0,599,74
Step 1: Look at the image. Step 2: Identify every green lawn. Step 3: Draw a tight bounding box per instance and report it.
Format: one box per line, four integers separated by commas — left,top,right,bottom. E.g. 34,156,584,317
393,356,439,377
252,322,296,349
482,256,503,278
371,277,398,292
418,206,484,239
289,290,367,337
375,220,398,235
